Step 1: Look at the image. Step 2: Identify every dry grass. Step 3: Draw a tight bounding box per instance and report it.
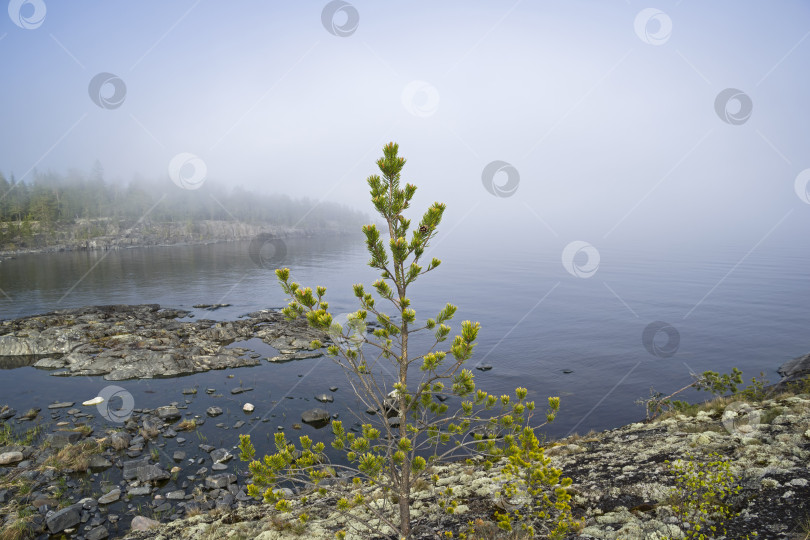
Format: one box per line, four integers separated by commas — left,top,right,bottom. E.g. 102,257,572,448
42,438,106,472
176,419,198,431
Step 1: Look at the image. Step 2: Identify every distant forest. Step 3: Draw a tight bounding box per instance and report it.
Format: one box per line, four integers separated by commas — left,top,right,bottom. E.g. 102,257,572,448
0,164,370,238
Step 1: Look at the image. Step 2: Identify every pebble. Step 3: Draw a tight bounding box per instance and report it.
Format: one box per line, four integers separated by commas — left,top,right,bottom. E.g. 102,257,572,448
242,403,254,413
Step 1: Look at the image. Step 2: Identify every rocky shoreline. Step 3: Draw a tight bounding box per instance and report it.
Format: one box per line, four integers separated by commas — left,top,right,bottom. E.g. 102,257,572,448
1,304,810,539
0,220,354,259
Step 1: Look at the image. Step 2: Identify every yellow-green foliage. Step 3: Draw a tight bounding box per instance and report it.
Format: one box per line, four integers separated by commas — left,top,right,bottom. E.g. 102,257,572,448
493,404,583,539
663,452,755,539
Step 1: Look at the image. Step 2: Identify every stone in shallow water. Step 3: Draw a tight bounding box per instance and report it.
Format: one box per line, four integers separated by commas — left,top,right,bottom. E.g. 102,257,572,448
242,403,254,413
85,525,109,540
315,393,334,403
97,489,121,505
48,402,75,409
46,504,82,534
88,455,112,470
205,473,236,489
82,397,104,406
166,490,186,500
230,387,253,395
173,451,186,462
156,406,181,421
301,408,330,425
475,363,492,372
233,421,245,429
211,463,228,471
206,406,223,417
211,448,233,463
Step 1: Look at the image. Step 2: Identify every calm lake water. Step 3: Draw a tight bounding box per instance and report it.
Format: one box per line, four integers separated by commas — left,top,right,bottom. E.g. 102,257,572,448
1,233,809,450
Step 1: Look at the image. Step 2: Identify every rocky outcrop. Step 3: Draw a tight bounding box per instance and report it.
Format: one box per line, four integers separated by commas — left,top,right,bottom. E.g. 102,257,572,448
0,304,327,380
120,391,810,539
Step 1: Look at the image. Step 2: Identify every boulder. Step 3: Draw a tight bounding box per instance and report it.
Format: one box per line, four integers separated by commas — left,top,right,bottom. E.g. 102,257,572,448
210,448,233,464
206,406,223,417
98,488,121,505
205,473,237,489
46,431,83,449
110,431,131,450
130,516,161,531
156,406,181,421
122,457,170,482
0,451,24,465
301,408,330,426
46,504,81,534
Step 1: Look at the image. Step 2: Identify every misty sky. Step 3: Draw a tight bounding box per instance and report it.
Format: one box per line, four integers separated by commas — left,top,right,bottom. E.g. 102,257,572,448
2,1,810,252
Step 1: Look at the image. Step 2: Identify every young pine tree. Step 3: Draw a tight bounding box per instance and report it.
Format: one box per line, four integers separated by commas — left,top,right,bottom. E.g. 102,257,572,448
239,142,576,538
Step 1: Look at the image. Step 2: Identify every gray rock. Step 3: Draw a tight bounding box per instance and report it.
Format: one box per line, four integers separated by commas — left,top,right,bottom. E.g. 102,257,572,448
230,387,253,394
85,525,109,540
779,352,810,380
97,488,121,505
46,504,81,533
130,515,160,531
199,444,215,453
122,457,170,482
315,393,334,403
210,448,233,464
182,388,198,395
172,451,186,461
87,455,112,470
233,421,245,429
127,486,152,496
215,492,235,509
156,406,181,421
47,401,75,409
0,451,24,465
140,415,163,439
211,463,229,471
110,431,131,450
475,363,493,372
206,406,223,417
205,473,237,489
301,408,330,425
166,489,186,500
46,431,83,449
